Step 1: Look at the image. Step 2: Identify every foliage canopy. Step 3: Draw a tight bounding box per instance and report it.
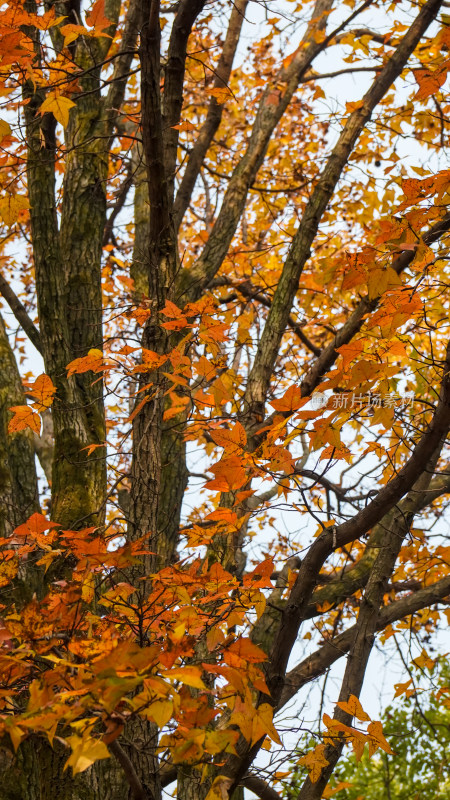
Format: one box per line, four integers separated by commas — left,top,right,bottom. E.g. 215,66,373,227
0,0,449,798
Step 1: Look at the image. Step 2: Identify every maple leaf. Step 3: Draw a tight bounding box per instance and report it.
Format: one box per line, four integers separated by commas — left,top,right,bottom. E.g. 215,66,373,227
414,67,447,99
336,694,371,722
208,87,232,104
270,384,304,412
85,0,112,31
205,455,247,492
40,92,75,128
223,638,267,667
0,119,11,142
367,720,395,757
0,195,29,226
336,341,365,371
162,666,206,690
209,421,247,452
8,405,41,434
66,348,106,376
65,735,110,775
298,743,329,783
26,373,56,412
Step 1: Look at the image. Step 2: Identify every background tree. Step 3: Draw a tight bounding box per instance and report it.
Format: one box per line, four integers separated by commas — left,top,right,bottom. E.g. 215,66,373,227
0,1,449,799
283,658,450,800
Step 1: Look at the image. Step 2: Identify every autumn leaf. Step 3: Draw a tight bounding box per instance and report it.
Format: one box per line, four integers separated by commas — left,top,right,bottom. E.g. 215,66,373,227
162,666,206,690
393,679,415,698
0,119,11,142
413,648,435,671
205,776,233,800
336,694,371,722
209,421,247,452
335,341,365,371
208,87,232,104
143,698,173,728
270,384,304,412
205,455,247,492
26,373,56,412
251,703,282,745
367,720,395,757
414,67,447,100
223,638,267,666
171,120,196,132
40,92,75,128
85,0,112,31
0,195,29,226
8,405,41,434
298,743,329,783
66,348,106,376
64,735,110,775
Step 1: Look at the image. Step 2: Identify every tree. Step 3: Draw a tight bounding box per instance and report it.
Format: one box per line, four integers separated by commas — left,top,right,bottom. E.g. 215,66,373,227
0,0,449,798
283,659,450,800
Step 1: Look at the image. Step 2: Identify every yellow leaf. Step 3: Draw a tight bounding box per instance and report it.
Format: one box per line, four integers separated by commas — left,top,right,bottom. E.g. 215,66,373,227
336,341,364,371
65,735,110,775
66,348,105,376
393,679,413,698
40,92,75,128
26,373,57,412
336,695,371,722
413,648,435,671
208,87,231,104
144,698,173,728
367,721,394,757
298,743,329,783
162,666,206,690
252,703,281,746
171,120,196,132
0,195,30,226
0,118,11,141
6,723,25,752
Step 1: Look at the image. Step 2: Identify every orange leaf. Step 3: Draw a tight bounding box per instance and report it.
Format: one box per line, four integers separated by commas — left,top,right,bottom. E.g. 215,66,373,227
270,385,304,413
85,0,112,31
26,373,57,412
336,695,371,722
8,405,41,434
66,348,106,376
414,67,447,100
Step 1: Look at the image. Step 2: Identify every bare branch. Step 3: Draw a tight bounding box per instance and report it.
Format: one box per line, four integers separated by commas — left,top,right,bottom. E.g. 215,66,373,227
109,739,152,800
0,273,42,354
104,0,142,134
278,573,450,710
173,0,249,228
242,774,282,800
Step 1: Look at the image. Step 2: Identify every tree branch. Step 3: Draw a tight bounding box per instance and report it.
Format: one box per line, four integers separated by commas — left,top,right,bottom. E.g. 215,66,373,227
173,0,249,229
213,277,321,356
0,273,42,354
109,739,152,800
267,335,450,705
242,774,282,800
278,573,450,711
104,0,142,137
177,0,337,301
103,164,134,246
